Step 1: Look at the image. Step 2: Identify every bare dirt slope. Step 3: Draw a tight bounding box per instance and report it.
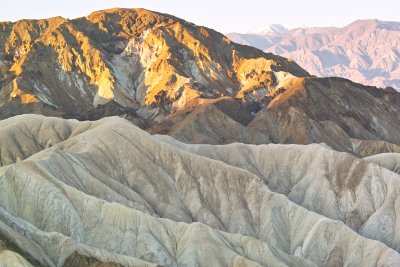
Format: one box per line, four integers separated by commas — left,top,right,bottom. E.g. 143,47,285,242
1,9,400,156
0,115,400,266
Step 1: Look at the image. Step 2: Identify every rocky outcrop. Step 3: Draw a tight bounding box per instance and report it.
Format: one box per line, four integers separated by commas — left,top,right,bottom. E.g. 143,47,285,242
2,9,400,267
0,8,308,122
1,115,400,266
248,77,400,155
1,9,400,157
151,76,400,156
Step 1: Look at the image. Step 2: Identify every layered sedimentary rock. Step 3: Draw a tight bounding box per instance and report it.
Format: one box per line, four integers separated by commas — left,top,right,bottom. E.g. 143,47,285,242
1,9,400,156
0,115,400,266
1,8,400,267
155,77,400,156
0,8,307,121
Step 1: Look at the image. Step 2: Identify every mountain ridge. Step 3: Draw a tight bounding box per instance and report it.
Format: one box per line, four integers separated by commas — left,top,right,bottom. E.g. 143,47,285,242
0,8,309,121
1,8,400,157
1,114,400,266
2,8,400,266
226,19,400,90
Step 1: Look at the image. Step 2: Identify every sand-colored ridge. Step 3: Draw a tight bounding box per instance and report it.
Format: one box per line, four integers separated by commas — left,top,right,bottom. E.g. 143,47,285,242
0,115,400,266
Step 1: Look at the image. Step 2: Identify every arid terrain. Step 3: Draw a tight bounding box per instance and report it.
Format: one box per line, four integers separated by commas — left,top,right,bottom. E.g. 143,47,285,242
227,20,400,90
1,8,400,267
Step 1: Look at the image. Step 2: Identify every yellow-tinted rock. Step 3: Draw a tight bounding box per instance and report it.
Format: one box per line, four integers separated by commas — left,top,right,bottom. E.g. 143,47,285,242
0,8,308,118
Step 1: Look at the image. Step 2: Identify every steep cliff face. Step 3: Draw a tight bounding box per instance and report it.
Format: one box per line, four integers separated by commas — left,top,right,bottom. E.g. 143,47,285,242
0,8,308,121
1,9,400,156
2,9,400,266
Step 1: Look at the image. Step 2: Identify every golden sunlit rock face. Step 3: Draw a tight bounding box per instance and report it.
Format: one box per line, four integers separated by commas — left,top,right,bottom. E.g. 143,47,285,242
9,80,39,104
0,8,309,119
2,10,400,267
1,8,400,157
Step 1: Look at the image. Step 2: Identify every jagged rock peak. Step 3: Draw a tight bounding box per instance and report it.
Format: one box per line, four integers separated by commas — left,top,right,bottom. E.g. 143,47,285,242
0,8,309,122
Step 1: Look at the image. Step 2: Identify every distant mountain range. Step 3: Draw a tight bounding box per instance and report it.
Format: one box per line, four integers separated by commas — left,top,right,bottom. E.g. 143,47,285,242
1,9,400,155
2,9,400,266
227,20,400,90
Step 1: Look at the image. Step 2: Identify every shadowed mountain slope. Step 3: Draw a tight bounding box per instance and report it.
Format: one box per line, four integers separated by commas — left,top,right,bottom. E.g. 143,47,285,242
0,8,307,121
1,9,400,156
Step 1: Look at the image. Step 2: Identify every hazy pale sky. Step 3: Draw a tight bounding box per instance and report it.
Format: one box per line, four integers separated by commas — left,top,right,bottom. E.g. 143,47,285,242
1,0,399,33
